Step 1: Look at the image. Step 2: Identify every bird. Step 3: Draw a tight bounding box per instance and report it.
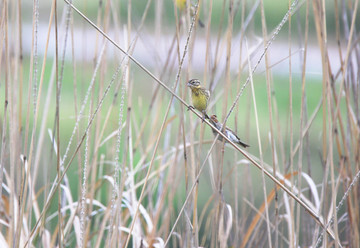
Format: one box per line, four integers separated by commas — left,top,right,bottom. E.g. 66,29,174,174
175,0,205,27
209,115,250,148
187,79,210,121
175,0,186,11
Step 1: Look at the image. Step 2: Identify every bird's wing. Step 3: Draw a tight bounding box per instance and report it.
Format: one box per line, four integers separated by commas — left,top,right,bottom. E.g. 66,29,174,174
226,130,240,142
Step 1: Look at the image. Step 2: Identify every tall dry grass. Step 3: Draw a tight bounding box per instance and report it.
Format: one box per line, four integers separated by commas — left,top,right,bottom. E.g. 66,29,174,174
0,0,359,247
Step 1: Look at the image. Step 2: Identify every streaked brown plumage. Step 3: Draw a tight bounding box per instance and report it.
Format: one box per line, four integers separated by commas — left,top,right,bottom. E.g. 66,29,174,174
209,115,250,148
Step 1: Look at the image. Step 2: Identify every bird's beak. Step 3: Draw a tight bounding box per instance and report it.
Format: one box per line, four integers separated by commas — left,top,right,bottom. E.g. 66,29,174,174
187,82,191,87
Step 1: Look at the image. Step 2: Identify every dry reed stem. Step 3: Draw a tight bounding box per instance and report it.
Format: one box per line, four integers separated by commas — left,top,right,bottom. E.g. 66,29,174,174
295,0,309,245
246,36,272,248
287,1,295,247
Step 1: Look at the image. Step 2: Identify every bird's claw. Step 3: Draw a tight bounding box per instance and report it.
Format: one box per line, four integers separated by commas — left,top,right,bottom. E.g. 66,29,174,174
187,105,195,111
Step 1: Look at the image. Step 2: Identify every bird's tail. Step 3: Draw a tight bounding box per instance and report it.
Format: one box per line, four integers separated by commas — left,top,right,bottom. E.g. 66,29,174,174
198,19,205,28
238,140,250,148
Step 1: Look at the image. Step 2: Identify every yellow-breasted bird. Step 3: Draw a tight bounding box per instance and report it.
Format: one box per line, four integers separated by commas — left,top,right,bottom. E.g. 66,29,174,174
175,0,205,27
209,115,250,148
176,0,186,11
187,79,210,120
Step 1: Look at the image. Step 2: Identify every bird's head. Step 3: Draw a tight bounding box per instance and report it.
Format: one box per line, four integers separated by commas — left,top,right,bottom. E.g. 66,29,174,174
187,79,201,89
210,115,219,123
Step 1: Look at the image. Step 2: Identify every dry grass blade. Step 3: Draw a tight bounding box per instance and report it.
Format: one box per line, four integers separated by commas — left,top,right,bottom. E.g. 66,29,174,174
241,172,298,248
